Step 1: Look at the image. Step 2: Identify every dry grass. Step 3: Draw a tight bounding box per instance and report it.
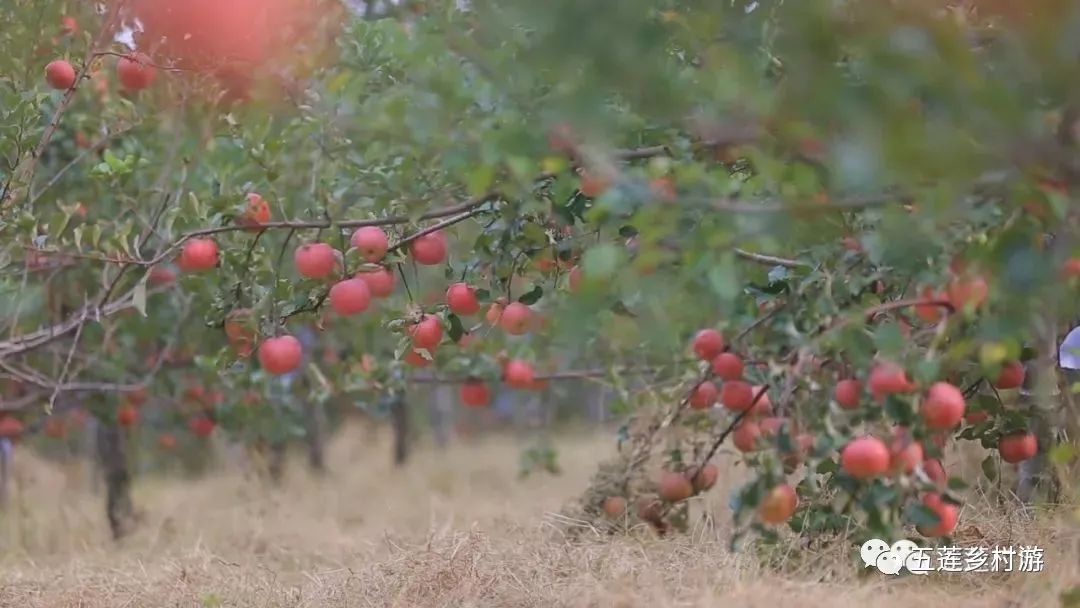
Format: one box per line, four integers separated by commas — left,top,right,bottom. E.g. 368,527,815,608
0,423,1077,607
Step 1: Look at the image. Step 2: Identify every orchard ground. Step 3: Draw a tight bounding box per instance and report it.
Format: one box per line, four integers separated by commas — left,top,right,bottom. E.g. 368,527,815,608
0,423,1072,608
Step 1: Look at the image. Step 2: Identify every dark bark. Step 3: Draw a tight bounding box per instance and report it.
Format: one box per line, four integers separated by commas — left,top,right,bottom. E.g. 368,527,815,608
390,394,409,466
0,439,10,508
95,422,135,540
429,386,452,448
306,401,327,474
268,441,287,484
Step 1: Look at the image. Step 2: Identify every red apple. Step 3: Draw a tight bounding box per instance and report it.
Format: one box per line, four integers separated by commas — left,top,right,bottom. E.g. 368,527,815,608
117,53,156,91
258,335,302,375
357,267,395,297
692,329,724,361
446,283,480,316
45,59,76,90
179,238,219,272
351,226,389,262
409,231,447,265
328,278,371,316
294,243,338,279
409,316,443,349
499,302,532,335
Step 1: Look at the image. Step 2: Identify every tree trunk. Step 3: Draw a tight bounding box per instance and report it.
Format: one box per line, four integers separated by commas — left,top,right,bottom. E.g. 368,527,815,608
306,400,327,474
85,416,101,494
95,423,135,540
390,394,409,466
429,385,452,449
0,438,10,508
268,441,287,484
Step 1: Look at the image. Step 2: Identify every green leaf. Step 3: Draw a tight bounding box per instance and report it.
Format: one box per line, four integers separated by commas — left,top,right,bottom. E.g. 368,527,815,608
447,313,464,343
132,272,149,317
581,243,621,280
517,285,543,305
904,503,941,528
707,252,740,302
1050,443,1076,466
610,300,636,317
980,454,997,481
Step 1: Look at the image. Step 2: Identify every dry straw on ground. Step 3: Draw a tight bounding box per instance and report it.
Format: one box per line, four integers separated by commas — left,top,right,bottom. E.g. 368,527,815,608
0,424,1075,607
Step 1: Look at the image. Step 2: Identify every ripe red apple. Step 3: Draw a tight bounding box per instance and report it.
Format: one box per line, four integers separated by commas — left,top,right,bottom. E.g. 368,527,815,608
835,379,862,409
758,416,787,438
914,287,944,324
947,275,989,312
868,361,914,401
579,168,612,198
922,459,947,488
189,416,215,438
60,16,78,36
1063,258,1080,279
328,278,371,316
657,470,693,502
998,432,1037,463
733,421,762,452
240,192,270,228
965,410,990,424
918,492,959,537
294,243,338,279
649,177,676,202
148,265,176,286
601,496,626,517
499,302,532,335
711,353,744,381
43,418,66,439
357,267,395,297
351,226,389,262
117,53,156,91
45,59,76,90
568,266,584,292
841,436,891,479
179,238,218,272
0,416,24,439
686,463,719,493
889,428,924,474
459,380,490,408
692,329,724,361
994,361,1025,390
117,405,138,428
920,382,966,431
258,335,302,375
409,316,443,349
688,382,718,410
750,386,772,416
759,484,798,524
409,230,447,265
404,349,430,368
504,360,535,389
720,380,754,412
485,300,505,326
157,433,177,451
446,283,480,316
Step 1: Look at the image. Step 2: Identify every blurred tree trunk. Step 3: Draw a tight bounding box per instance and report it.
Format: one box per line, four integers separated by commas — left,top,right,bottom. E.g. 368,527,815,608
306,400,327,474
429,385,453,448
268,441,287,484
0,438,10,508
95,422,135,540
1017,322,1063,505
390,393,409,466
84,416,101,494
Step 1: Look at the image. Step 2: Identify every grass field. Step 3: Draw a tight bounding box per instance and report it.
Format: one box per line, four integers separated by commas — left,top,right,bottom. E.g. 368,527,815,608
0,423,1075,607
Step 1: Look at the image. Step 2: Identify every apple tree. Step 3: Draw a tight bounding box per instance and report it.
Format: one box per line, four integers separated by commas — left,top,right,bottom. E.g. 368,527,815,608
1,0,1080,556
